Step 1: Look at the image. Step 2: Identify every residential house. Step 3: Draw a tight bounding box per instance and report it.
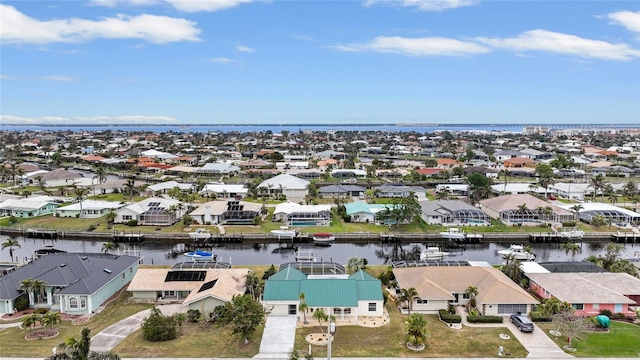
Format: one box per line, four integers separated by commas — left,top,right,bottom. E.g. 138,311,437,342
199,183,249,199
556,202,640,226
188,200,262,225
479,194,573,225
0,195,59,218
114,197,185,226
127,267,249,313
318,184,366,198
273,202,331,226
55,200,126,218
140,149,177,160
29,168,82,187
419,200,490,226
344,202,398,225
331,169,367,179
526,272,639,317
374,184,426,198
503,157,538,168
258,174,310,202
146,181,194,197
393,266,538,315
262,267,384,322
199,162,241,175
494,150,532,161
591,165,634,178
0,253,141,315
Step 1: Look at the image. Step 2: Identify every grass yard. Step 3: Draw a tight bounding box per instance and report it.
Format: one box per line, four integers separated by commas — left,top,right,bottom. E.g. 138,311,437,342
293,304,527,358
9,214,104,231
0,293,152,358
537,321,640,357
113,321,264,358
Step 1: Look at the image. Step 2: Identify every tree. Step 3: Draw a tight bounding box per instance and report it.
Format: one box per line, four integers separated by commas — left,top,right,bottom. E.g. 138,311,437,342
312,308,327,335
346,257,368,274
435,188,451,200
298,292,309,325
399,287,418,315
214,294,265,344
553,310,589,348
467,172,492,204
464,286,479,310
499,168,512,194
41,311,62,335
122,179,139,203
92,165,108,196
560,242,582,261
569,204,583,221
2,237,20,263
590,214,607,228
405,313,428,349
535,163,555,198
31,279,47,308
101,242,117,254
21,313,40,331
61,327,92,360
73,186,90,218
245,272,263,300
501,254,523,284
586,242,638,276
141,307,177,342
588,174,605,201
622,180,638,199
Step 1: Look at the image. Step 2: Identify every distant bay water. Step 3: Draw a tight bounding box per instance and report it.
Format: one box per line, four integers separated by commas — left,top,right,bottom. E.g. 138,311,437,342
2,123,638,134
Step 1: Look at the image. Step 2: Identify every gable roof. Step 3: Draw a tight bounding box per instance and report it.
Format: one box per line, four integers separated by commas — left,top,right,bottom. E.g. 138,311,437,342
0,253,141,300
258,174,309,190
526,272,638,304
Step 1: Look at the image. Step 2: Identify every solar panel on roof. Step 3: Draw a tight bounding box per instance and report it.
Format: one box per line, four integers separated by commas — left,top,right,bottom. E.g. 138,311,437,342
148,202,160,207
165,270,206,282
198,279,218,293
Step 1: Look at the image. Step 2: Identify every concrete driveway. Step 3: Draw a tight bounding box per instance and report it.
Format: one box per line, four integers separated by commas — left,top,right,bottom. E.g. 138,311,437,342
505,318,573,358
253,315,297,359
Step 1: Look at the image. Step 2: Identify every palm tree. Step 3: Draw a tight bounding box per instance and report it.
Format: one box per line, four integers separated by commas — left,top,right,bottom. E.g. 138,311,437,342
31,279,47,308
560,242,582,261
603,183,613,203
20,278,36,306
464,286,479,310
499,168,512,194
312,308,327,335
123,178,138,203
41,311,62,335
589,174,605,201
101,242,117,254
73,186,90,219
622,180,638,199
405,313,428,349
298,292,308,325
435,188,451,200
569,204,583,221
2,237,20,263
92,166,108,196
21,313,40,331
399,287,419,315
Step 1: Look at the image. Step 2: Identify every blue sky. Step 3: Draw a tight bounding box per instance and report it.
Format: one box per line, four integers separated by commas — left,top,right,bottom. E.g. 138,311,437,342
1,0,639,125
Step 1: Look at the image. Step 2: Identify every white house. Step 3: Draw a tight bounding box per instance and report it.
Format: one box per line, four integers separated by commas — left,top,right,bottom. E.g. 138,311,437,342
114,197,186,226
199,183,249,199
273,202,331,226
55,200,126,218
258,174,310,202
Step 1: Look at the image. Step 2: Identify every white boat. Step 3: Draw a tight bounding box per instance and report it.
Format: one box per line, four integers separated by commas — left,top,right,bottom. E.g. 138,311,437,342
497,244,535,261
189,228,212,240
420,247,450,261
271,226,297,239
184,250,215,260
559,228,585,239
295,249,316,262
439,227,466,240
312,232,335,243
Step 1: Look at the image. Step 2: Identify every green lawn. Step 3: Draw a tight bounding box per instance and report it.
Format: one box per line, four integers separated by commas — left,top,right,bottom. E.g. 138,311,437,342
537,321,640,357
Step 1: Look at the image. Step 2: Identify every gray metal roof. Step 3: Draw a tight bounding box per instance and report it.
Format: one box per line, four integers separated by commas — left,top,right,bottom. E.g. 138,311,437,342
0,253,141,300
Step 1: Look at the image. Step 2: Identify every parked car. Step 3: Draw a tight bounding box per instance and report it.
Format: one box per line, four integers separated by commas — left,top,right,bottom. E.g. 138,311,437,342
510,314,534,332
547,194,557,200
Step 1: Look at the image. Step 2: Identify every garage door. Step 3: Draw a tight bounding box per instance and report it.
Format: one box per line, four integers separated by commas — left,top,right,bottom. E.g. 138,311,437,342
497,304,527,315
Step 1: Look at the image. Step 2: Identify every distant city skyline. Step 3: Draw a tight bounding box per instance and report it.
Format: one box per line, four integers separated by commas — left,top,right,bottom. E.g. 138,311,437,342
1,1,639,125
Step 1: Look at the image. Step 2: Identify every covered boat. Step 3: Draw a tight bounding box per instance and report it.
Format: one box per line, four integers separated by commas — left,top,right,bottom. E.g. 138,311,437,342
312,232,335,243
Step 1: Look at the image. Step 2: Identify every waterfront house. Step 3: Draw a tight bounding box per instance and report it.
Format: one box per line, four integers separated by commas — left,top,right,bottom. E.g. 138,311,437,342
479,194,573,225
199,183,249,199
146,181,194,196
0,195,59,218
273,202,331,226
526,272,639,317
393,266,538,315
418,200,490,226
188,200,262,225
374,184,426,198
0,253,141,315
127,267,249,313
54,200,126,218
318,184,366,198
344,201,398,225
258,174,310,202
555,202,640,226
262,267,384,322
114,197,185,226
199,162,241,175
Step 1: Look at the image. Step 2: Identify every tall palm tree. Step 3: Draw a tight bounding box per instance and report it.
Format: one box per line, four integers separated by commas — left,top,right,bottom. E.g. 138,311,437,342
312,308,327,335
499,168,512,194
464,286,479,310
20,278,36,306
92,166,108,196
31,279,47,308
569,204,584,221
2,237,21,263
123,178,138,203
589,174,605,201
298,292,308,325
405,313,428,349
73,186,90,219
400,287,419,315
101,242,117,254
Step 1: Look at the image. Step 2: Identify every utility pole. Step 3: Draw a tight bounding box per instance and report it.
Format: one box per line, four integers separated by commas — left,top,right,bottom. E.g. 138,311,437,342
327,308,335,360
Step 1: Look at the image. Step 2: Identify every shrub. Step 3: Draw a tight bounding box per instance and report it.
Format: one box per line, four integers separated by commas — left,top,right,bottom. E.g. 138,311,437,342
186,309,201,323
141,307,177,342
86,224,98,231
612,313,626,319
438,309,462,324
14,297,29,311
562,222,576,227
35,308,49,315
126,220,138,226
466,315,503,323
599,309,613,318
531,315,553,322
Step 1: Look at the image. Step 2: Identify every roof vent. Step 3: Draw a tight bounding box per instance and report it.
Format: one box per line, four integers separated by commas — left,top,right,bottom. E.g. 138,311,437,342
60,263,67,267
103,268,112,274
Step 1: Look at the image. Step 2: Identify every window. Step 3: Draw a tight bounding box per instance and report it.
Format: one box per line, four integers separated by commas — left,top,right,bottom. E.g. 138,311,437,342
572,304,584,310
122,273,126,280
462,293,470,300
333,308,342,314
122,215,132,221
69,297,78,309
344,308,351,315
368,302,376,312
593,303,599,309
80,297,86,309
288,304,297,315
163,291,176,297
416,299,428,304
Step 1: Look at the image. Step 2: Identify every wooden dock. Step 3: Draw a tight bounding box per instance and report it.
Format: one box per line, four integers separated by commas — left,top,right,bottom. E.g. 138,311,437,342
112,231,144,243
24,228,59,239
612,232,639,244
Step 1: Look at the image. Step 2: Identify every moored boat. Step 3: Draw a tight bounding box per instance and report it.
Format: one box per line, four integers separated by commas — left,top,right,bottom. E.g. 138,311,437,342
496,244,535,261
559,228,585,239
184,250,215,260
35,246,67,257
189,228,212,240
312,232,335,242
439,227,466,240
420,247,450,261
271,226,297,239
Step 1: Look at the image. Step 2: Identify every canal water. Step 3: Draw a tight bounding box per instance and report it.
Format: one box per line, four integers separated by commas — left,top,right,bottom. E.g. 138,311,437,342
1,235,639,267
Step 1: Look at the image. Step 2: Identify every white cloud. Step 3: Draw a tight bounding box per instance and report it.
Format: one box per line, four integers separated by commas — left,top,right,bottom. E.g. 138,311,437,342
163,0,255,12
89,0,158,7
363,0,479,12
236,45,255,53
606,11,640,34
39,75,77,82
0,115,177,124
0,74,17,80
210,57,234,64
0,4,201,45
331,36,491,57
476,29,640,61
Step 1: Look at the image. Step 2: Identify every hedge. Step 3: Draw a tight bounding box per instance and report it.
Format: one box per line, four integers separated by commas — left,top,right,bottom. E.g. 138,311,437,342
531,315,553,322
466,315,503,323
438,309,462,324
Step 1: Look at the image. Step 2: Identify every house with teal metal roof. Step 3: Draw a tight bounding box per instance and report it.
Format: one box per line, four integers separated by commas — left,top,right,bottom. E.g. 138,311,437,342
344,201,403,225
262,267,384,322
